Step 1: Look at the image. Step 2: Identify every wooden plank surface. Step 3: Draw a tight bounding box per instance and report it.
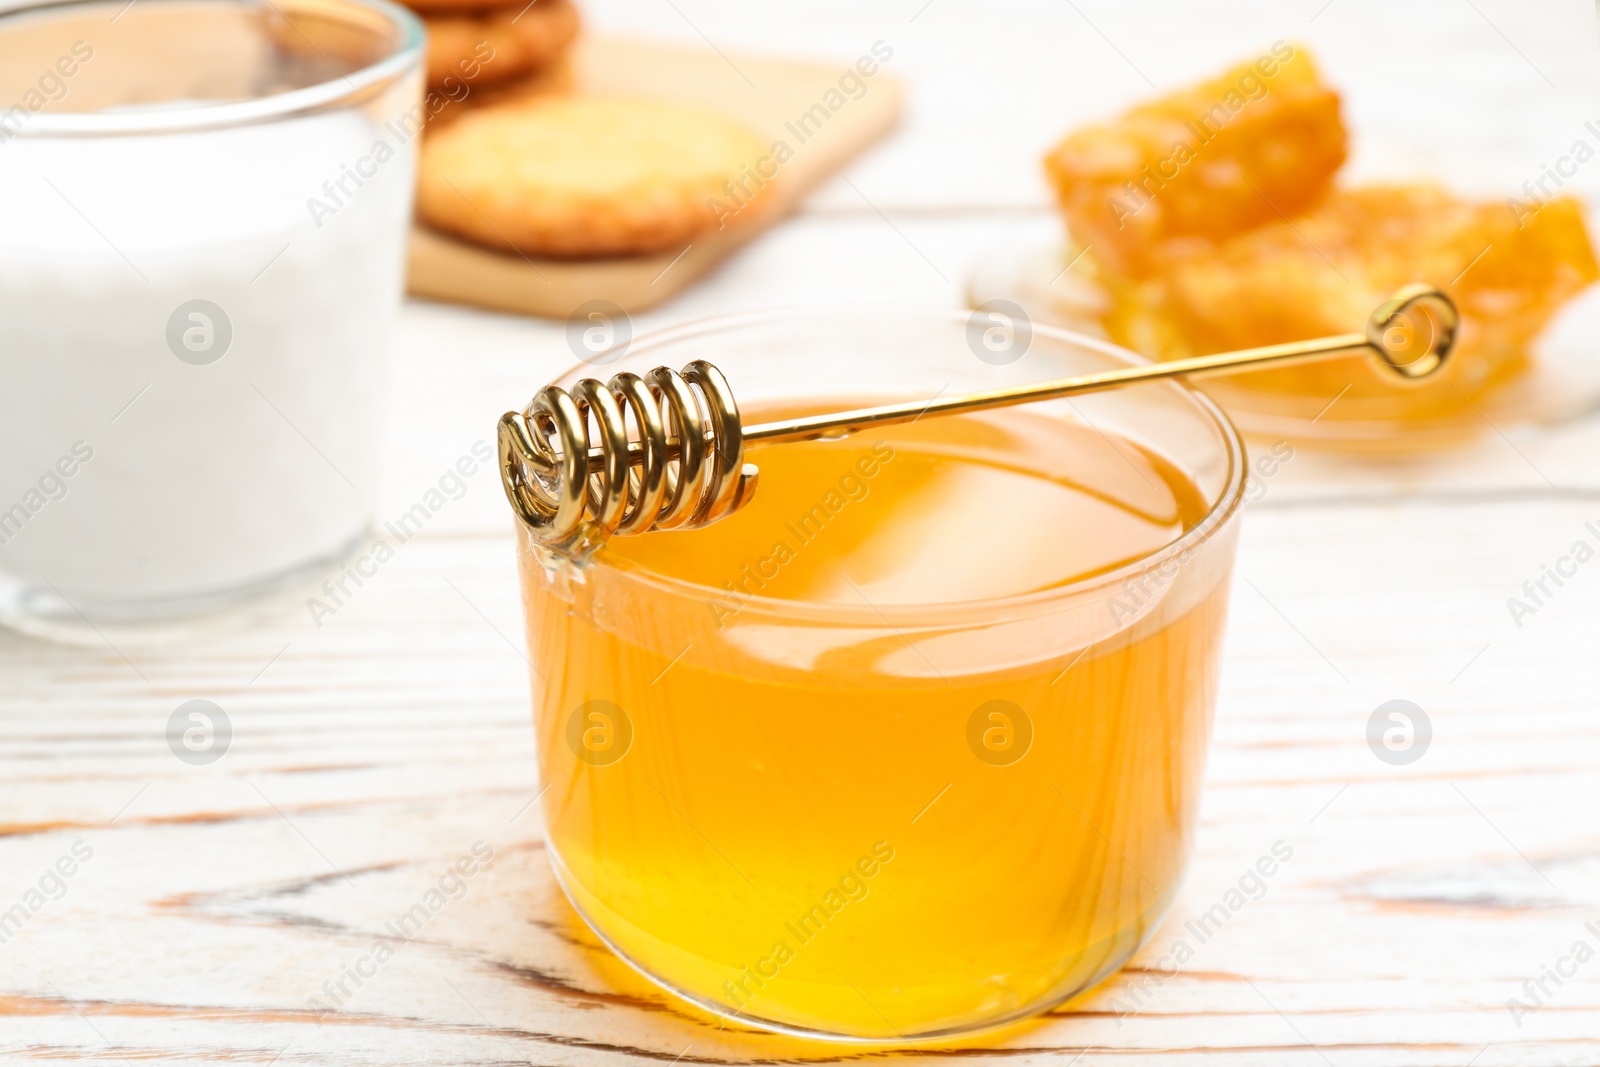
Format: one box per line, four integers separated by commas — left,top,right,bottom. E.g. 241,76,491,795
6,2,1600,1064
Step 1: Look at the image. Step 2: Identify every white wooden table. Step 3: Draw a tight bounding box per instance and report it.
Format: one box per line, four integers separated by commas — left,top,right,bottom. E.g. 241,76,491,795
6,2,1600,1063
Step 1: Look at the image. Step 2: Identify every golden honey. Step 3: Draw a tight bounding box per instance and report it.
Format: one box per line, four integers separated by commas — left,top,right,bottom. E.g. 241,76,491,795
519,400,1238,1039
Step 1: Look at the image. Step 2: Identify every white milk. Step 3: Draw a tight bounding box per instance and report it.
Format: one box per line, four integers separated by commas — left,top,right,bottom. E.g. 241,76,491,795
0,109,415,620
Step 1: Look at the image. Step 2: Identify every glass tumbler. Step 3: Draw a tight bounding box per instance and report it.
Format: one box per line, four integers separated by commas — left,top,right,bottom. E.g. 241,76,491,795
0,0,422,634
513,307,1247,1041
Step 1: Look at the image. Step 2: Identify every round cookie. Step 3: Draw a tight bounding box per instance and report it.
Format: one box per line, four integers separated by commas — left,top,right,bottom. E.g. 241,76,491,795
424,0,578,89
418,96,776,258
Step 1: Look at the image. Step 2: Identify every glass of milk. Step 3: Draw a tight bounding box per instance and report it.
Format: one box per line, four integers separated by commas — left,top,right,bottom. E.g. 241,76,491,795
0,0,423,635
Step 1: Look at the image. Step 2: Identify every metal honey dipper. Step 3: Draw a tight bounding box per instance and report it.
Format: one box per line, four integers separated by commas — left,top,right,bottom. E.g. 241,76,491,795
499,285,1458,547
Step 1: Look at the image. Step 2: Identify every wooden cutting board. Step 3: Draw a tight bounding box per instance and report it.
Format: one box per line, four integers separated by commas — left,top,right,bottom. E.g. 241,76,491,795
406,35,904,318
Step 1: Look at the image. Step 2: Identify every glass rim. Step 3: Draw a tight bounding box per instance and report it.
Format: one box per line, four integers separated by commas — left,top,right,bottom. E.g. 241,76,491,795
0,0,424,137
551,303,1249,627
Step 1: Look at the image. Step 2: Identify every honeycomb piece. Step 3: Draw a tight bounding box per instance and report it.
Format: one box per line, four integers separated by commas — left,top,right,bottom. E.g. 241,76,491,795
1044,43,1346,278
1105,186,1600,419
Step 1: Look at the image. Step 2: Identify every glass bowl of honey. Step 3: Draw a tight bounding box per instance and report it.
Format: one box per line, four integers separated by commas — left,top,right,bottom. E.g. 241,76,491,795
512,305,1246,1041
